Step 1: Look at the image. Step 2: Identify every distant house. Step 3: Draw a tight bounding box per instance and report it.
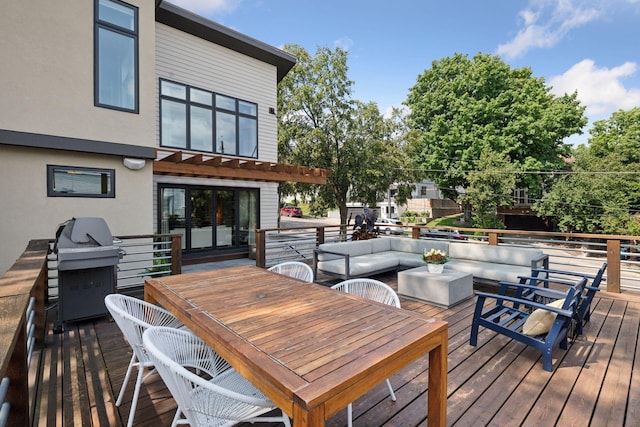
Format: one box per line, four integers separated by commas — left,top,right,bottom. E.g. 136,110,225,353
329,180,461,222
379,180,461,220
0,0,326,274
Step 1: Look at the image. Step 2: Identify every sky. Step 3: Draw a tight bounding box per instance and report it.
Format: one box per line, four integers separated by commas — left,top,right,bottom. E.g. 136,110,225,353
168,0,640,146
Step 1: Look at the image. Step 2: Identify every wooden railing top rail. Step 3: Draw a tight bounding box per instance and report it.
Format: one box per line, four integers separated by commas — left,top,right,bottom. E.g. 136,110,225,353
0,239,49,426
257,224,349,233
0,240,49,298
258,223,640,242
427,225,640,242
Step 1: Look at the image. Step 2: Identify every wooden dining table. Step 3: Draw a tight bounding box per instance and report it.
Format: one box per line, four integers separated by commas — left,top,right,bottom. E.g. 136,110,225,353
144,265,448,426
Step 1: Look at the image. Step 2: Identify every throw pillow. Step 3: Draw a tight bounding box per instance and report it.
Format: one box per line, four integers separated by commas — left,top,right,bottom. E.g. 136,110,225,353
522,298,565,336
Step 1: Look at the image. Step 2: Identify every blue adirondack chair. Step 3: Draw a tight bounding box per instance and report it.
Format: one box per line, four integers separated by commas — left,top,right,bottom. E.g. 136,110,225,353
470,276,587,371
514,262,607,336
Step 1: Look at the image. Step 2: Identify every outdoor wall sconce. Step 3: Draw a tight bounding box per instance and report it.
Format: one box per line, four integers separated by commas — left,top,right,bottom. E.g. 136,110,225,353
123,157,146,170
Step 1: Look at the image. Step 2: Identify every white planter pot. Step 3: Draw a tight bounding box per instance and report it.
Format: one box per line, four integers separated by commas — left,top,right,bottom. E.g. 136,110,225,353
426,263,445,274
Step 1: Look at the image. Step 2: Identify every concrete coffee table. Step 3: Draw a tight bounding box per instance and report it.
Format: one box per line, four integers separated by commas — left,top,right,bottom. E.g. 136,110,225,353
398,266,473,308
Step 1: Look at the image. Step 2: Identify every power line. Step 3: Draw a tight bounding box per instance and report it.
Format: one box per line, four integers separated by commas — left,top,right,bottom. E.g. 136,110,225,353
394,167,640,175
421,184,640,217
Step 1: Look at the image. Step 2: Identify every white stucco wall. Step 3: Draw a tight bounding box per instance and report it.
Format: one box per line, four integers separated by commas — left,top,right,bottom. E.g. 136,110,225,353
0,0,157,274
0,146,153,274
0,0,156,146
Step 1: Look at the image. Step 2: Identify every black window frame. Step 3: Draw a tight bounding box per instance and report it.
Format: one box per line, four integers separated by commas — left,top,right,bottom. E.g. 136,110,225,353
94,0,139,113
47,165,116,198
157,184,260,253
159,79,259,158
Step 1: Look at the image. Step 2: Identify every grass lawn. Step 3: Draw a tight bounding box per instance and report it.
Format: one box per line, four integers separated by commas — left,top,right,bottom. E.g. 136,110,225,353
427,214,464,227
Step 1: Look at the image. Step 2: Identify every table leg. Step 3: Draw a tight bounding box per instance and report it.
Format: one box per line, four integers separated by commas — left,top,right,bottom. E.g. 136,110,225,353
428,330,448,427
292,403,324,427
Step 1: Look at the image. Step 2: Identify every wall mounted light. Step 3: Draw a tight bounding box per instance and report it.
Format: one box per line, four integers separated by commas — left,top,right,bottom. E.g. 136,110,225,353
123,158,146,170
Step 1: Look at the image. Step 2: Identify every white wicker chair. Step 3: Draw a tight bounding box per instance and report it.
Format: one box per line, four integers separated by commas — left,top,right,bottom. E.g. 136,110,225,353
104,294,185,427
331,278,400,427
268,261,314,282
143,326,291,427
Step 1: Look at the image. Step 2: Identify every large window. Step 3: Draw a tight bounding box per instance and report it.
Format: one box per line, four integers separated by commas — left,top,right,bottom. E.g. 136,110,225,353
48,165,115,198
159,185,259,253
160,79,258,158
95,0,138,112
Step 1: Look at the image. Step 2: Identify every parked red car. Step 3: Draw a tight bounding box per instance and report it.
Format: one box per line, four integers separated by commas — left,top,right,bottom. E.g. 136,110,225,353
280,206,303,217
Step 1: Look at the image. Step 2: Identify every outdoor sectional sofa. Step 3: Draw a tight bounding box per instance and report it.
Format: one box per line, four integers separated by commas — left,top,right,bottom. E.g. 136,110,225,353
313,237,549,284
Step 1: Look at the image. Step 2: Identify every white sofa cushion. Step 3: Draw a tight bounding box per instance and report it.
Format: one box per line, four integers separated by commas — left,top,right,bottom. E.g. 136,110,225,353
389,238,449,255
317,252,398,277
447,259,531,283
316,239,377,261
448,242,543,267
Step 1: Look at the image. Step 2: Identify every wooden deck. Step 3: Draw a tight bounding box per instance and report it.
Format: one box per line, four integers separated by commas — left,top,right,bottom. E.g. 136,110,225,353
30,270,640,426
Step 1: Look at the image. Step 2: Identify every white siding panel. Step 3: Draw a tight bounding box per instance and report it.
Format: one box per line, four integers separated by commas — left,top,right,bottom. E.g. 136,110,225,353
155,24,278,162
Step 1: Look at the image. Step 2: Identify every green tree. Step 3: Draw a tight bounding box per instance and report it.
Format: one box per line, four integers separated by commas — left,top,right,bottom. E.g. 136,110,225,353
405,52,587,221
460,150,517,228
278,44,419,224
534,108,640,234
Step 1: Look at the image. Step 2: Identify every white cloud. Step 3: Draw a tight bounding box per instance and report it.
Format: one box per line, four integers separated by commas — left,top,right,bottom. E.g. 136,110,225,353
497,0,601,59
549,59,640,117
334,37,354,52
168,0,241,16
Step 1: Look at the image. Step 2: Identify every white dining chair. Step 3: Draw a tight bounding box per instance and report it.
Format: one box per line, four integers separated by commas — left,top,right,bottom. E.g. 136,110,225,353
268,261,314,282
104,294,185,427
143,326,291,427
331,278,400,427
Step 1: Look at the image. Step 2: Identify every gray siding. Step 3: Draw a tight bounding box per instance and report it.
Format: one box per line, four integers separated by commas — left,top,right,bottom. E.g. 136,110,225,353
155,24,278,162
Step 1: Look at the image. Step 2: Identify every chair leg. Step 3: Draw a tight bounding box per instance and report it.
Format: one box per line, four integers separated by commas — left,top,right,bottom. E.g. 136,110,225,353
347,403,353,427
282,411,292,427
116,354,137,406
171,406,184,426
126,363,146,427
385,379,396,401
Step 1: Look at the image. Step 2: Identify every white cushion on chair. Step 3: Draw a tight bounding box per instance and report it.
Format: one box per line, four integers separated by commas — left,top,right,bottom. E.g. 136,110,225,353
523,298,565,336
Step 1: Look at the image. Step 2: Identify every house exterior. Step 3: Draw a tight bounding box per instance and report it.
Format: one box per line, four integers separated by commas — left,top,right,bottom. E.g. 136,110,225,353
0,0,325,274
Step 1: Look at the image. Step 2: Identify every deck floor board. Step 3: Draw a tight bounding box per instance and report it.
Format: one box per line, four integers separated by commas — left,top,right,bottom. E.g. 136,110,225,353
30,270,640,426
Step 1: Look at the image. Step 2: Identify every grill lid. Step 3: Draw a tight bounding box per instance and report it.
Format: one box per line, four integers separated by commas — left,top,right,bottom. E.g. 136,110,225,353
55,217,115,249
54,217,122,269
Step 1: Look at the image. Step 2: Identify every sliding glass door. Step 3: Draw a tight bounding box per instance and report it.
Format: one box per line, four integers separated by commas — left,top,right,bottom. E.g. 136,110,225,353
159,185,258,253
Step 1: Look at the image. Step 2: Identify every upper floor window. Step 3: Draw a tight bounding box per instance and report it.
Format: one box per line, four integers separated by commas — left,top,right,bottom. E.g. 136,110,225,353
160,79,259,158
513,188,531,205
95,0,138,112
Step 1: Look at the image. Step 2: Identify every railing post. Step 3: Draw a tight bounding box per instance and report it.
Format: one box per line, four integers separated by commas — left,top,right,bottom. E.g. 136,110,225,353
488,232,499,246
411,226,420,240
316,227,325,246
606,239,621,293
256,230,266,268
170,234,182,275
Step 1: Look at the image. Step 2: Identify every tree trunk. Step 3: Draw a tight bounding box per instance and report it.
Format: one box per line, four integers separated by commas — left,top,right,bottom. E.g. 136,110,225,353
339,203,349,226
463,201,472,224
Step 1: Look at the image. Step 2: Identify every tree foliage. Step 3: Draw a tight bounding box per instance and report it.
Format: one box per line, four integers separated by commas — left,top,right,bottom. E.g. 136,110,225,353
459,150,516,229
405,52,587,220
534,108,640,234
278,44,419,224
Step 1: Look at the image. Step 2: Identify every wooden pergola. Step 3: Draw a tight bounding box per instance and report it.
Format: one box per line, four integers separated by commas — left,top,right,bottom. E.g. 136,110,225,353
153,149,330,184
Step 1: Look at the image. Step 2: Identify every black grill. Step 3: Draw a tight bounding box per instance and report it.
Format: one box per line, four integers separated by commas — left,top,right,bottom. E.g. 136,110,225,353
53,217,123,332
